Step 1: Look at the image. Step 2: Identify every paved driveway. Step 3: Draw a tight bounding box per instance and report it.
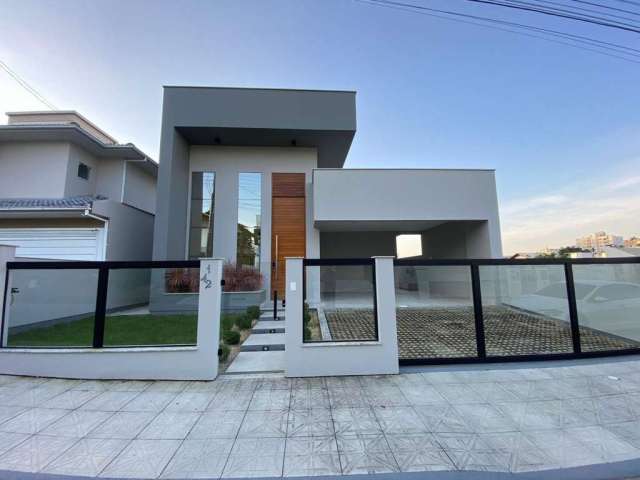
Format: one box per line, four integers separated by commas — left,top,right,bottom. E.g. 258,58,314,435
0,358,639,478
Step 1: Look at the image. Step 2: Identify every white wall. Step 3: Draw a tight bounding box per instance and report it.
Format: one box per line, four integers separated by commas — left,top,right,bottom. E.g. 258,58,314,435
65,144,99,197
0,258,222,380
123,162,157,214
285,257,399,377
189,146,319,295
0,142,70,198
313,169,503,257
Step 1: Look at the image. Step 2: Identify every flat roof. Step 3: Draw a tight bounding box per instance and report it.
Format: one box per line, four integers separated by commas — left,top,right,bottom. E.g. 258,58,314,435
161,86,356,168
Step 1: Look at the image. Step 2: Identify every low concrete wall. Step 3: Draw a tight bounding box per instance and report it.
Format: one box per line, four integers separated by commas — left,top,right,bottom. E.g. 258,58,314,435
0,258,223,380
285,257,399,377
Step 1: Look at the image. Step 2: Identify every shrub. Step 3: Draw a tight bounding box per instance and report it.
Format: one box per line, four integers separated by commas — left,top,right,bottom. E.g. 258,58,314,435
165,268,199,293
221,314,236,333
303,326,312,341
218,343,230,362
223,330,241,345
246,305,261,319
235,314,253,330
223,263,263,292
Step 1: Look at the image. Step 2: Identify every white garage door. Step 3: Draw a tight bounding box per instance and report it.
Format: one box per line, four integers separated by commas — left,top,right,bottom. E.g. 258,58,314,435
0,229,105,260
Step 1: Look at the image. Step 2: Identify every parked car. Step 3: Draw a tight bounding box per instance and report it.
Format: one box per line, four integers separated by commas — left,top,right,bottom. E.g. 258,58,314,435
506,280,640,342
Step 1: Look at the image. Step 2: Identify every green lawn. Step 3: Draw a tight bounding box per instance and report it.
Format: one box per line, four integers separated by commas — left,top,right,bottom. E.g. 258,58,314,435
8,314,198,347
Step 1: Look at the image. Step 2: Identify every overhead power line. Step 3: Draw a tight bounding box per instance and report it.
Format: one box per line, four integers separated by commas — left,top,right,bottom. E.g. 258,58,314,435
564,0,640,16
458,0,640,33
358,0,640,63
0,60,57,110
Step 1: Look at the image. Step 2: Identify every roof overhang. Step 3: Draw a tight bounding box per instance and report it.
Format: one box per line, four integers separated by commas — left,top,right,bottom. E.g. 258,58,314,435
163,87,357,168
0,125,158,176
0,209,92,220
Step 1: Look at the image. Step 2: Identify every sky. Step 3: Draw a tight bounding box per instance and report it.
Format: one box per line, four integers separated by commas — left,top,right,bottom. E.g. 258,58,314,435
0,0,639,255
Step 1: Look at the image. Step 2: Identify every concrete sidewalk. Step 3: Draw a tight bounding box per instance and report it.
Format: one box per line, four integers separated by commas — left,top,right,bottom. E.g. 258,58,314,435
0,357,638,478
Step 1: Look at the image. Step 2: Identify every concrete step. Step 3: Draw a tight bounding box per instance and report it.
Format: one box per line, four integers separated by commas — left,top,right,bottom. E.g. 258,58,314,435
253,321,285,334
260,312,284,320
225,351,285,374
240,332,285,352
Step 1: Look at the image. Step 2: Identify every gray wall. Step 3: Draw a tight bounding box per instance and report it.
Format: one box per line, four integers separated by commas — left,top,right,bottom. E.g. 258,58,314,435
320,231,397,258
93,200,154,261
0,142,70,198
123,162,157,214
314,169,503,258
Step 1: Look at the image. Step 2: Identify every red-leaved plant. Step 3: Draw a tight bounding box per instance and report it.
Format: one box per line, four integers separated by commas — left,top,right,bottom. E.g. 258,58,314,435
165,264,263,293
223,263,263,292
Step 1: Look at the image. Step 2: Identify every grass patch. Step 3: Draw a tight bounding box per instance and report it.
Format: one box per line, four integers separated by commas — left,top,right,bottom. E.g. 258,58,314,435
8,314,198,347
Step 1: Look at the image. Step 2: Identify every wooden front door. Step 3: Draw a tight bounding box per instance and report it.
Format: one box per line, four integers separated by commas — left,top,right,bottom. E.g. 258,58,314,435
271,173,306,299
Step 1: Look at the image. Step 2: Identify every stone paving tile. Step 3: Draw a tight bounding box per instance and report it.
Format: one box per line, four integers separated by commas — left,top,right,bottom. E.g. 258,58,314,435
385,433,454,472
161,438,234,479
290,387,330,410
120,391,177,412
0,432,29,456
87,411,157,439
40,410,113,437
284,436,341,476
222,437,285,478
373,406,428,434
0,434,78,473
249,389,291,411
165,392,216,412
138,411,201,440
0,405,27,425
0,408,70,434
332,407,382,436
41,438,128,476
40,389,101,410
238,410,289,438
100,439,181,478
413,404,472,433
79,391,140,412
189,410,245,439
287,408,335,437
336,433,400,474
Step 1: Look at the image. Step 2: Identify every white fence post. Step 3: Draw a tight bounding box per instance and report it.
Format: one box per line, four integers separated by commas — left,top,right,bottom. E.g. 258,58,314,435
197,257,224,380
373,256,399,366
0,245,16,348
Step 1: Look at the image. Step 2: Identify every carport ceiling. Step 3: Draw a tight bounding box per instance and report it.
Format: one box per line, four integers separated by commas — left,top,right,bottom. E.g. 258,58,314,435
314,220,448,232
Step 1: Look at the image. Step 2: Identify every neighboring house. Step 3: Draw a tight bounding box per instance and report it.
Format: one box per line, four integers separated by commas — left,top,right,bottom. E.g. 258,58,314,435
0,111,157,260
153,87,503,299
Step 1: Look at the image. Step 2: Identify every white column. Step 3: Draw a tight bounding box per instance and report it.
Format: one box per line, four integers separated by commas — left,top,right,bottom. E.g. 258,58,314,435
373,256,399,364
285,257,304,376
197,257,224,380
0,245,16,348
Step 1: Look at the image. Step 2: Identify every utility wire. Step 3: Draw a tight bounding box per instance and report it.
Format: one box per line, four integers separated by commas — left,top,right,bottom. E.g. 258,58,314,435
530,0,640,22
358,0,640,63
564,0,640,16
458,0,640,33
0,60,56,110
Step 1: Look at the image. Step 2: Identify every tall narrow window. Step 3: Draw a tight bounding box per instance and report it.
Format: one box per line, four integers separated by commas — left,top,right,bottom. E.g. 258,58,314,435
188,172,215,259
237,173,262,269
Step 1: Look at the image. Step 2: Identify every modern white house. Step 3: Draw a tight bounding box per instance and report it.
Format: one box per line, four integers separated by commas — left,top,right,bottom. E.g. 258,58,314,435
153,86,503,301
0,111,157,261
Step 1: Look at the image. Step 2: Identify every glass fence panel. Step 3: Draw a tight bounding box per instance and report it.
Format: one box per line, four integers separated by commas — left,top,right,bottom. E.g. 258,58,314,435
4,269,98,347
572,263,640,352
395,265,477,360
304,264,377,342
104,268,199,346
479,264,574,356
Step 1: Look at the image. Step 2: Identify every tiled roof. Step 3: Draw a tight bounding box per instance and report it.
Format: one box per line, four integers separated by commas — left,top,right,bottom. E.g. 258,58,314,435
0,195,105,210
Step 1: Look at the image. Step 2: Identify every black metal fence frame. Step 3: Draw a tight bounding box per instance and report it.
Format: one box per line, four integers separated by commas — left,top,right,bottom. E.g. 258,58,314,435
302,258,380,343
394,256,640,365
1,260,200,349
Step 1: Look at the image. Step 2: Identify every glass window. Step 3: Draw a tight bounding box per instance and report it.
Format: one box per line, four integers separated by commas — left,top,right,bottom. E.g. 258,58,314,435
77,163,90,180
188,172,215,259
396,234,422,259
237,173,261,269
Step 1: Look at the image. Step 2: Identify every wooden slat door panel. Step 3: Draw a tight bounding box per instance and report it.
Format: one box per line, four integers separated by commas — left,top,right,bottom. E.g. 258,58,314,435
271,173,306,299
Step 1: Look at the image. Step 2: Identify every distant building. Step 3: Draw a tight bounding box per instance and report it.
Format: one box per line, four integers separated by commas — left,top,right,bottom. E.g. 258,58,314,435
576,231,623,252
598,246,640,258
624,237,640,248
